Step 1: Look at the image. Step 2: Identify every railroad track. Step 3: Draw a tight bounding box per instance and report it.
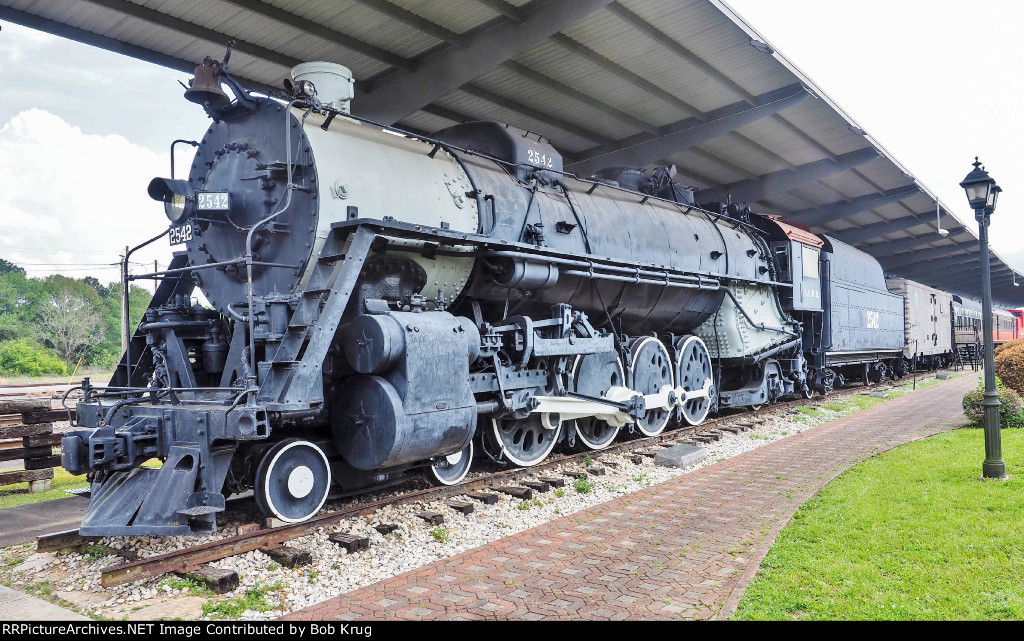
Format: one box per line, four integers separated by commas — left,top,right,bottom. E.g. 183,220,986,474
34,375,937,590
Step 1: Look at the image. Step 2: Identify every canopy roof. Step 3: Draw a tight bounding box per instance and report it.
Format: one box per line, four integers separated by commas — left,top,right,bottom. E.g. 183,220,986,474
3,0,1021,305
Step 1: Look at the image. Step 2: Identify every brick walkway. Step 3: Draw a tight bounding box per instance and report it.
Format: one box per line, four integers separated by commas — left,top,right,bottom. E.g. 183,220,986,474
285,373,976,621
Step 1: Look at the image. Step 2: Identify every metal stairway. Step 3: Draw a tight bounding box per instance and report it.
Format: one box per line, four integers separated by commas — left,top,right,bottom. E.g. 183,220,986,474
257,225,376,410
956,344,980,371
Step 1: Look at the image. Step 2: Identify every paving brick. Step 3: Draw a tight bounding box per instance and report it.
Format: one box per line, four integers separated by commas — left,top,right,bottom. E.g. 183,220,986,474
281,374,973,621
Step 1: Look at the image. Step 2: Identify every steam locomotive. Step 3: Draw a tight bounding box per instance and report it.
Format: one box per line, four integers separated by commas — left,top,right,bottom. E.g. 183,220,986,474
58,56,1005,536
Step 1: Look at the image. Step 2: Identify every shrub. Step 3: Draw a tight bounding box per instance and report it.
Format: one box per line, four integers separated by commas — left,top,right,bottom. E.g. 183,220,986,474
961,380,1024,428
995,338,1024,356
0,339,68,376
994,342,1024,395
90,347,122,371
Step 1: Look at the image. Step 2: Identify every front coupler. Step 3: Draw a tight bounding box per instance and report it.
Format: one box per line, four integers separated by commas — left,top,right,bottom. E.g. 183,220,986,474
62,399,269,536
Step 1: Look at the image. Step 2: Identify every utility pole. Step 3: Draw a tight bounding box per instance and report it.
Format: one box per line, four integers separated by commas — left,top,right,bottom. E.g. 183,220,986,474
120,245,129,354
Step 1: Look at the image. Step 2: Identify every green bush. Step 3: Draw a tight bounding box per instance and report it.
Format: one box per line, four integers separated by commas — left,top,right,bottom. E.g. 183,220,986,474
995,343,1024,395
0,338,68,376
962,377,1024,428
90,347,122,371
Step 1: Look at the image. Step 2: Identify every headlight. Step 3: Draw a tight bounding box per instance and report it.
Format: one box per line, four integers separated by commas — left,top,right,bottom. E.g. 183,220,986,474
147,178,194,223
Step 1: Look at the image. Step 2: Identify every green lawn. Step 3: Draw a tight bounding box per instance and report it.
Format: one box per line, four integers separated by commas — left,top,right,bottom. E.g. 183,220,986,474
735,428,1024,620
0,467,88,508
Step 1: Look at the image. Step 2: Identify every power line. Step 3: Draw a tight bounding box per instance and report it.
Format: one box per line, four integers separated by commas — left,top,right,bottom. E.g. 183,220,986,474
21,265,125,272
12,261,146,267
0,246,119,254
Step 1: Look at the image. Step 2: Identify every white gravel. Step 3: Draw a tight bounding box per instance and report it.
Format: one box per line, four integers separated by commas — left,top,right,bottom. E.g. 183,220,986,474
0,374,952,620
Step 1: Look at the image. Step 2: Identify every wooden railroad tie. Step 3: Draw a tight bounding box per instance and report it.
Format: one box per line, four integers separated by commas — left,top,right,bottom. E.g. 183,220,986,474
374,523,399,535
536,476,565,488
464,491,499,505
21,408,75,425
636,449,661,458
261,545,312,568
629,455,644,465
0,423,52,440
22,432,61,448
37,529,94,554
0,398,50,415
719,425,743,435
178,566,238,594
236,523,262,536
328,533,370,553
586,466,606,477
416,511,445,526
445,500,475,515
0,468,53,487
496,486,532,500
0,446,51,463
520,480,550,493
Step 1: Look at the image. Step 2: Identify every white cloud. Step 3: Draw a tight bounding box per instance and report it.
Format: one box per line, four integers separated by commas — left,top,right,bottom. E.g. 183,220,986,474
0,109,171,283
0,21,56,63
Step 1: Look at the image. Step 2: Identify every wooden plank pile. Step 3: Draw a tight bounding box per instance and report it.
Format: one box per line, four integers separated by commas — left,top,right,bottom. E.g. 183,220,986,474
0,397,74,492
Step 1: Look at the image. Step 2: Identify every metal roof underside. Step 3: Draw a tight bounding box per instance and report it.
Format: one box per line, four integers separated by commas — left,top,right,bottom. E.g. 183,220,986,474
3,0,1022,306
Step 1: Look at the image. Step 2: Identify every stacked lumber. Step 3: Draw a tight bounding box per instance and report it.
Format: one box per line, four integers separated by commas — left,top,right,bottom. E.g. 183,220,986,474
0,398,75,491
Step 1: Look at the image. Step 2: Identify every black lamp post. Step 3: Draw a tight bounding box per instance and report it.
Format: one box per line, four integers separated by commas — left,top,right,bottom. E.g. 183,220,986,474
959,157,1006,479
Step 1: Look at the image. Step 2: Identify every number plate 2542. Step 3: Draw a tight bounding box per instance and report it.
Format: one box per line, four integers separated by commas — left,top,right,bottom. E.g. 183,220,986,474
169,223,193,246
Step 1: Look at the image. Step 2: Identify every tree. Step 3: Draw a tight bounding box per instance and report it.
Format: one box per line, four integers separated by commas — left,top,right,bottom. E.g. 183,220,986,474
83,276,110,298
36,290,102,366
0,258,25,277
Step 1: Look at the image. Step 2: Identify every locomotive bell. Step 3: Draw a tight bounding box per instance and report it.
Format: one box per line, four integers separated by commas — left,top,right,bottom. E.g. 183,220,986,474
184,63,230,107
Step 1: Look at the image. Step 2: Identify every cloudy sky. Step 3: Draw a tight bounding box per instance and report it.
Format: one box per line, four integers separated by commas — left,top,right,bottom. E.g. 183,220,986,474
0,1,1022,286
0,21,207,284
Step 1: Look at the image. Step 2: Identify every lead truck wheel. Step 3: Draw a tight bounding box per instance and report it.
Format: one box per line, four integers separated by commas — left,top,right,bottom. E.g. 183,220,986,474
427,439,474,486
254,439,332,523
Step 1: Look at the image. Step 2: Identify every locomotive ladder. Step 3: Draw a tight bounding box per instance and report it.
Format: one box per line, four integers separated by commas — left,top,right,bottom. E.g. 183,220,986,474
257,225,376,410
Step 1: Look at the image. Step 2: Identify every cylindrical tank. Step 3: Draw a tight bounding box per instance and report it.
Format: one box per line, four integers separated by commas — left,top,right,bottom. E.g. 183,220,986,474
178,96,773,338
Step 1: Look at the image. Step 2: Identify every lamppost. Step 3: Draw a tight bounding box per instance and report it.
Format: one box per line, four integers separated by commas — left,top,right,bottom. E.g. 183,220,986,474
959,157,1005,479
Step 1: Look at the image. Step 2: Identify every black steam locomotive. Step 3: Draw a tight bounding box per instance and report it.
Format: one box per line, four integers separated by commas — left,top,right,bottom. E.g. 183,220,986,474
61,56,923,535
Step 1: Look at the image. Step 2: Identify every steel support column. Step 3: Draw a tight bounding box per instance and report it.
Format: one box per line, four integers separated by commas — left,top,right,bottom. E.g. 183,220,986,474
789,186,920,227
698,147,878,204
831,216,944,245
566,84,808,175
877,247,978,272
356,0,615,124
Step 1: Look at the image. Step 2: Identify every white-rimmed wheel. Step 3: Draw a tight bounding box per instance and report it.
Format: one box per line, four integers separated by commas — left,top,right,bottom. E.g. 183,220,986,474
254,439,332,523
488,414,558,467
676,335,713,426
427,439,474,486
570,351,625,450
630,337,674,436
